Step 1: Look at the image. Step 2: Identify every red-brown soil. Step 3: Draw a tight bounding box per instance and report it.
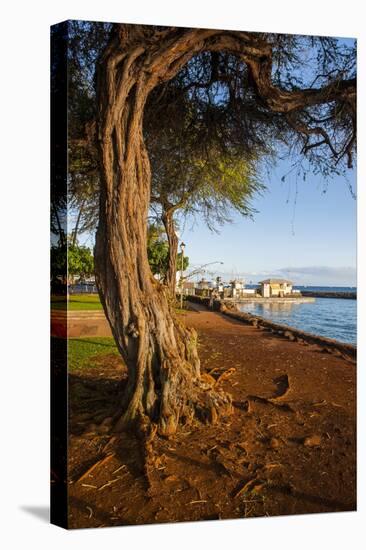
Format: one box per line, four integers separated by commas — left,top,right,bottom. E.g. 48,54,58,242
67,305,356,528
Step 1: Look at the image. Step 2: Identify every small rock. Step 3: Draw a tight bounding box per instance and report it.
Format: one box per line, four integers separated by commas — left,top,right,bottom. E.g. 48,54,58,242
304,435,322,447
284,331,296,342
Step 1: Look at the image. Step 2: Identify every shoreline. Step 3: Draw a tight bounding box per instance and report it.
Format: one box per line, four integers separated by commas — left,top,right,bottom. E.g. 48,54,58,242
187,296,356,360
221,302,356,361
229,297,315,304
52,298,357,354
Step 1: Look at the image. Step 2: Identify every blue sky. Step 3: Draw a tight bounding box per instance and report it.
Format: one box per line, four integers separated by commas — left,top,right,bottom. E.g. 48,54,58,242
175,36,357,287
78,159,357,287
179,159,357,286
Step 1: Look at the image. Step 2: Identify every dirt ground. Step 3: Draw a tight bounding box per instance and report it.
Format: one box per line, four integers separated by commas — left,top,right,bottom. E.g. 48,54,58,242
67,304,356,528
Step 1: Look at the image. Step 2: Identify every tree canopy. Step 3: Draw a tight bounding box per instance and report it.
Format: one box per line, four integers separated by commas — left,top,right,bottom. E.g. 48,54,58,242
64,23,356,252
146,80,264,230
68,244,94,281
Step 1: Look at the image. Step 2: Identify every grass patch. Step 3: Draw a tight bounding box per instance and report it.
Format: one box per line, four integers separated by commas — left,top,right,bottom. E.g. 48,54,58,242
68,337,119,371
51,294,103,311
52,294,189,313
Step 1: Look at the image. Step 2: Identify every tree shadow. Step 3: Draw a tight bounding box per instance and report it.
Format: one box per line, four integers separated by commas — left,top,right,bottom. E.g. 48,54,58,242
68,371,127,436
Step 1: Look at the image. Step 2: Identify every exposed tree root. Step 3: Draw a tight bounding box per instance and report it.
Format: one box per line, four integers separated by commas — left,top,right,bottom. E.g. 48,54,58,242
246,395,295,413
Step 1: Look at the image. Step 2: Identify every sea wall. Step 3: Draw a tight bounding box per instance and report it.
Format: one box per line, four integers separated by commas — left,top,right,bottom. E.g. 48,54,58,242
186,295,356,361
230,297,315,304
301,291,356,299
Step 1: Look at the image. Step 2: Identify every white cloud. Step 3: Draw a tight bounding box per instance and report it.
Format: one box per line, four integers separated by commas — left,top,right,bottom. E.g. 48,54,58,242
275,266,356,286
191,265,357,286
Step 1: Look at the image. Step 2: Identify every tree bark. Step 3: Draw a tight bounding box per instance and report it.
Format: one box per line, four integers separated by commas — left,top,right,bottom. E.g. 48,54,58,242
72,200,85,247
161,208,178,295
94,27,234,435
94,25,356,436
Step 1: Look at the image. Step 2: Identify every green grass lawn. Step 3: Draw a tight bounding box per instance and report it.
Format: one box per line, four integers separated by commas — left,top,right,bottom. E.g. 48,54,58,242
51,294,103,311
52,293,190,313
67,337,119,371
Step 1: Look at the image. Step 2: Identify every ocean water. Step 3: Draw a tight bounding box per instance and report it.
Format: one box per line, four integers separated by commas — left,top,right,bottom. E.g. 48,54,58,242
238,297,356,345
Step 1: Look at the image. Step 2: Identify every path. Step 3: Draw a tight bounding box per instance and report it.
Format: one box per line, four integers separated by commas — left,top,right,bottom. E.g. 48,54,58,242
67,303,356,526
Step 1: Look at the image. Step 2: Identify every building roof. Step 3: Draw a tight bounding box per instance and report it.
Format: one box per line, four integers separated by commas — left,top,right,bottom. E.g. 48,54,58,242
258,278,293,285
182,281,195,288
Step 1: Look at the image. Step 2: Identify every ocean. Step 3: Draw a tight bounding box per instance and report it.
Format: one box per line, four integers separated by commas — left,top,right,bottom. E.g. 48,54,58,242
238,287,356,345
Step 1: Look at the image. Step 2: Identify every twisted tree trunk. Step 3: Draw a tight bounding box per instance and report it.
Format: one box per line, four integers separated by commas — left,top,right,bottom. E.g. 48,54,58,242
94,26,233,435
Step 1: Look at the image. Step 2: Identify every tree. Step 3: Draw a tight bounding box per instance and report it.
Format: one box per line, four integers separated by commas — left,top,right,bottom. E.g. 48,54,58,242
52,241,94,286
93,25,355,435
66,23,266,263
146,88,263,291
68,244,94,283
147,224,189,281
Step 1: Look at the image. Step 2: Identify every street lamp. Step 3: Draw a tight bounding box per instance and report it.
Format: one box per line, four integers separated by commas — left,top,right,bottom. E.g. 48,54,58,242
180,242,186,309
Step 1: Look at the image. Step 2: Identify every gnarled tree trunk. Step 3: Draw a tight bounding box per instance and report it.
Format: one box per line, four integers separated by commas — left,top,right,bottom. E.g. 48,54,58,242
94,26,233,435
161,208,178,295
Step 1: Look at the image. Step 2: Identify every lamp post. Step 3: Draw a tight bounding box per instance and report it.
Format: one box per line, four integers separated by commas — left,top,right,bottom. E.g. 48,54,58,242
180,242,186,309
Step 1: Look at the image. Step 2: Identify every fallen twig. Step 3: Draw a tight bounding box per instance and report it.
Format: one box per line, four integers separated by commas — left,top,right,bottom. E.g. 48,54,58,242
215,368,236,386
102,436,117,453
98,477,120,491
76,453,115,483
112,464,126,475
235,478,264,498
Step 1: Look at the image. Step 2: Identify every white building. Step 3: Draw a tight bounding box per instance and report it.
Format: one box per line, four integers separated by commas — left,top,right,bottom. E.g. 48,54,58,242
196,278,211,290
230,279,244,298
258,279,293,297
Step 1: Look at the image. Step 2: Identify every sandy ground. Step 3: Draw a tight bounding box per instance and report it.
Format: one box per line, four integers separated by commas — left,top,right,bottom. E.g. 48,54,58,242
66,304,356,528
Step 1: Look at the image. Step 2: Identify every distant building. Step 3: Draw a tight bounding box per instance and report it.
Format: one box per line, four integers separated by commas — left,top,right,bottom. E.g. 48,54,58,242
230,279,244,299
215,276,224,293
196,278,211,290
258,279,293,297
195,278,211,297
181,281,195,296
